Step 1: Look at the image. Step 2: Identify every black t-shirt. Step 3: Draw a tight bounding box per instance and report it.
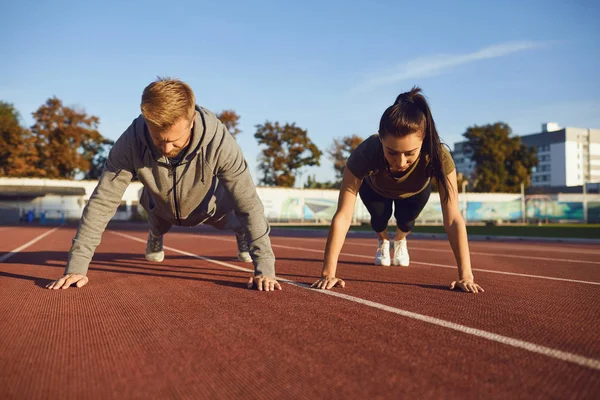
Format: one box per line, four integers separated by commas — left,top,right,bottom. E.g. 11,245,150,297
346,134,456,199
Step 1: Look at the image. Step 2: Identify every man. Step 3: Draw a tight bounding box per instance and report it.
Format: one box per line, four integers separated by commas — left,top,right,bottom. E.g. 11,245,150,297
47,78,281,292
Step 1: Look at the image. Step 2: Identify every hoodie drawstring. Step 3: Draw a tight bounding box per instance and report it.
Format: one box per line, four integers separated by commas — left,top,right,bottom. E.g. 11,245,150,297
201,147,205,184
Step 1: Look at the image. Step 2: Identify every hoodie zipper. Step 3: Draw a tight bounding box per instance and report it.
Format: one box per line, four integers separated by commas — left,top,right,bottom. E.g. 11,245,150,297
167,160,182,225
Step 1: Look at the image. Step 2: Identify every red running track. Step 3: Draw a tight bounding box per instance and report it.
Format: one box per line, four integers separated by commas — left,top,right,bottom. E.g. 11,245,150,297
0,223,599,399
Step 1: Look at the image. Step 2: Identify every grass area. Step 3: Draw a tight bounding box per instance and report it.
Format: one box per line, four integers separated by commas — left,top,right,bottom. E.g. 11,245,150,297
277,224,600,239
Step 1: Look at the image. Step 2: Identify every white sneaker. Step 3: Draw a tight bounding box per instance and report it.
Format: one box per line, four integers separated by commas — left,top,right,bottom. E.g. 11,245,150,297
393,238,410,267
236,231,253,263
145,232,164,262
375,239,391,266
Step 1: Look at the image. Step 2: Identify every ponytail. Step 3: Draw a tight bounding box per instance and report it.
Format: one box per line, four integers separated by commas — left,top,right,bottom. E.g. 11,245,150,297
379,86,452,203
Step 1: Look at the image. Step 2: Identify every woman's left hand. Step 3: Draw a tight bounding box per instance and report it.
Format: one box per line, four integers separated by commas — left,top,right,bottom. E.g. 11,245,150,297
450,279,484,293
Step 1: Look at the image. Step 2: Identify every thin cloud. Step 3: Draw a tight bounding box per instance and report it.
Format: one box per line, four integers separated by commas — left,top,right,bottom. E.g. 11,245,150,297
353,41,549,93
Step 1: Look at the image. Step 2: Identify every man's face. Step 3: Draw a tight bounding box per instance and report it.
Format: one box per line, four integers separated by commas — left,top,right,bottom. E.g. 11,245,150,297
147,117,194,158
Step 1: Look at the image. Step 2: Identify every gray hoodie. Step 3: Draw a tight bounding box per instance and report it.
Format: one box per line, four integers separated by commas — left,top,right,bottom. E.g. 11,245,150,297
65,106,275,277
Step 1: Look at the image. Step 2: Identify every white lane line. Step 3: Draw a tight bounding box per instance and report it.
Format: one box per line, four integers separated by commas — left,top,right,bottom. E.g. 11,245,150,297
0,227,62,263
281,237,600,265
111,230,600,371
411,261,600,286
189,235,600,286
295,235,600,253
110,231,253,274
286,281,600,371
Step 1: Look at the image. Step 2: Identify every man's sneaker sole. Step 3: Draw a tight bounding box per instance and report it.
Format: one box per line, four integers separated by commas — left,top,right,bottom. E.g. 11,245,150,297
145,252,164,262
238,251,252,263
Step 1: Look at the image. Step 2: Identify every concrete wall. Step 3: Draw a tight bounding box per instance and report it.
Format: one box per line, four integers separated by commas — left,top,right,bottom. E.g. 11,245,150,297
2,178,600,224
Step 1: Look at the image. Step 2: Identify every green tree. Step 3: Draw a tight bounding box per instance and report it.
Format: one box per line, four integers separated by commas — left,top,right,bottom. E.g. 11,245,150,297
83,140,114,180
328,134,363,183
463,122,537,192
254,121,322,187
216,110,241,138
30,97,111,179
431,171,469,192
0,101,41,177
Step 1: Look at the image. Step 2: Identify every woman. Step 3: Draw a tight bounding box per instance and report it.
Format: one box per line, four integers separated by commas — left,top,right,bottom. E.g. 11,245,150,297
312,87,483,293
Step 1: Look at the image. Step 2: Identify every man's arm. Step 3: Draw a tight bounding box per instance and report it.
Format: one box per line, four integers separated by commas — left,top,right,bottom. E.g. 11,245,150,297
213,127,275,278
64,131,136,277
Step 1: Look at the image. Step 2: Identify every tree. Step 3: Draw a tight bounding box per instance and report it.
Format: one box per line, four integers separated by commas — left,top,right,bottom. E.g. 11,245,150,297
463,122,537,192
254,121,322,187
30,97,112,179
431,171,469,192
83,139,114,180
216,110,241,137
0,101,41,177
328,134,363,183
303,174,337,189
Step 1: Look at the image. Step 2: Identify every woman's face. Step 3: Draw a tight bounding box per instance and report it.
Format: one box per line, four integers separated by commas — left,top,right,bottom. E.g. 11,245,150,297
379,132,424,172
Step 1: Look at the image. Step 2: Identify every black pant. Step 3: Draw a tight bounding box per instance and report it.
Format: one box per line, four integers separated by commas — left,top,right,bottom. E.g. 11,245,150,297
358,181,432,233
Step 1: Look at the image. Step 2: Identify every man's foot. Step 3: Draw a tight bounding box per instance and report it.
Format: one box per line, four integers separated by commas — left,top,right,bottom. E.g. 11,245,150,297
236,231,252,263
145,231,164,262
392,238,410,267
375,239,391,266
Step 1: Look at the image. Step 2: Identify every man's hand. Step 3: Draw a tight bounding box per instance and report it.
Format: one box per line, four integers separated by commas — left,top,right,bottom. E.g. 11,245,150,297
311,276,345,290
46,274,89,290
247,276,282,292
450,279,484,293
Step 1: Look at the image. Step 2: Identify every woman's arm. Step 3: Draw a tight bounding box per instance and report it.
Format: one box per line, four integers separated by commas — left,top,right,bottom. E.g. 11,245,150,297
311,168,363,290
438,170,484,293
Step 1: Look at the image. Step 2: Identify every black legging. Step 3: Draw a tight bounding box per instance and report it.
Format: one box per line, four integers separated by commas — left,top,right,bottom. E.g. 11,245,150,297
358,181,432,233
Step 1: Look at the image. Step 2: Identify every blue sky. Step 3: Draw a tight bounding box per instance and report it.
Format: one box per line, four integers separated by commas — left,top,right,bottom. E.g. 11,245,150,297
2,0,599,185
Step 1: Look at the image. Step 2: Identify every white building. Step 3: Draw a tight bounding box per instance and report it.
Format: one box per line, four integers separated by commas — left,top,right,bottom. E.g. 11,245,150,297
452,123,600,187
451,141,475,178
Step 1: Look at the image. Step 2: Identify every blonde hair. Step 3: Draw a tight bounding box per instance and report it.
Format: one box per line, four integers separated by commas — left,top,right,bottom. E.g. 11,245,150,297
141,77,196,130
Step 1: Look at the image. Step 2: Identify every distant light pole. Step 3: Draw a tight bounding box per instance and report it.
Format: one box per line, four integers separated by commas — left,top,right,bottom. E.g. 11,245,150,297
583,179,588,224
462,180,468,222
521,182,526,224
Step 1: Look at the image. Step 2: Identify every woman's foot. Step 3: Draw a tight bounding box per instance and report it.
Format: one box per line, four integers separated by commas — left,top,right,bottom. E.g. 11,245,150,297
392,238,410,267
375,239,391,266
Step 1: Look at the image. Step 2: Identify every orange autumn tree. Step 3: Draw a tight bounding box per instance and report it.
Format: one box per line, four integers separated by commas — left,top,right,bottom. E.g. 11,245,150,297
30,97,113,179
216,110,241,138
328,134,363,186
0,101,41,177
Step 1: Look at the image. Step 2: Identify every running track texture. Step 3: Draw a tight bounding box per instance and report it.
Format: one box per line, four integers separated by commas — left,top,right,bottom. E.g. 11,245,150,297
0,222,599,399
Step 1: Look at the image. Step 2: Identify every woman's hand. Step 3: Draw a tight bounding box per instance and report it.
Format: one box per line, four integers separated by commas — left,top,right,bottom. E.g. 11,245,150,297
311,276,346,290
450,279,484,293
